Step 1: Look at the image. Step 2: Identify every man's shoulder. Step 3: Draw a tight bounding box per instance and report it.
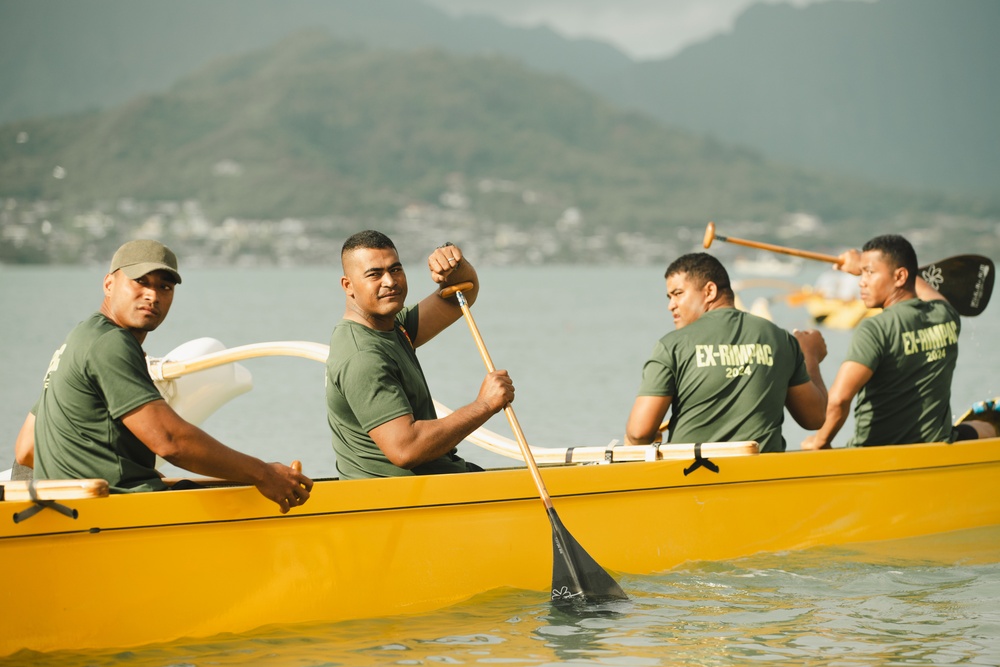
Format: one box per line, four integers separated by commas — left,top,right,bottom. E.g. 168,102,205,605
657,308,734,343
68,312,114,337
871,297,958,328
694,308,788,336
328,320,402,373
703,307,757,325
66,313,139,355
329,320,375,359
925,297,960,321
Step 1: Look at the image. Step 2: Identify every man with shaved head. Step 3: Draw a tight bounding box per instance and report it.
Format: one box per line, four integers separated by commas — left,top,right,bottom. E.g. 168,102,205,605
326,230,514,479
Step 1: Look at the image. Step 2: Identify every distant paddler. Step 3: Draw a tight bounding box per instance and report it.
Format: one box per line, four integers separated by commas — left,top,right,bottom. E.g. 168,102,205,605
783,271,875,330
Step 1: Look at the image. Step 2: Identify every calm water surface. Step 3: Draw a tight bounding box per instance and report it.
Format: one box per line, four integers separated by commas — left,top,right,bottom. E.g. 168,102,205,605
7,529,1000,666
1,264,998,665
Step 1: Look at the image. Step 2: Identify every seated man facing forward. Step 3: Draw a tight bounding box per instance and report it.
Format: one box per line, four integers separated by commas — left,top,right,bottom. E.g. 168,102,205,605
13,240,312,513
626,252,828,453
326,230,515,479
802,234,995,449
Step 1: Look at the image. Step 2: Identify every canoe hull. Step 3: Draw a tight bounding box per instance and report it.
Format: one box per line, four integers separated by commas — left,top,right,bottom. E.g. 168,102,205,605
2,438,999,656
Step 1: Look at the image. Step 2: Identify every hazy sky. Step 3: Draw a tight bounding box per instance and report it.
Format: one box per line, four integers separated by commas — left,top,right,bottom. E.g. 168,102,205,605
423,0,858,59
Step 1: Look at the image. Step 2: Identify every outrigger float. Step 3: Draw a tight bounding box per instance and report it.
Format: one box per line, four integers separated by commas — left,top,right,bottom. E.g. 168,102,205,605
2,339,998,657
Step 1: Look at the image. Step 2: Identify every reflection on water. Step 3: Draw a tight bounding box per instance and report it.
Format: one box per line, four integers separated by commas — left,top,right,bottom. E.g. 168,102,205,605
11,527,999,667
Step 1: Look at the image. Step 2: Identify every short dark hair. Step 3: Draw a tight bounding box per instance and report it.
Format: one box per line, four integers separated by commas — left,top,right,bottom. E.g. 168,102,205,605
665,253,733,297
341,230,398,272
862,234,918,287
342,230,396,257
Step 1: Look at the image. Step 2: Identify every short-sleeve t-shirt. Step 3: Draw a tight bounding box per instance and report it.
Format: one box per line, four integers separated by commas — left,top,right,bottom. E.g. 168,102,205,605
325,305,469,479
845,298,960,447
637,308,811,453
34,313,167,492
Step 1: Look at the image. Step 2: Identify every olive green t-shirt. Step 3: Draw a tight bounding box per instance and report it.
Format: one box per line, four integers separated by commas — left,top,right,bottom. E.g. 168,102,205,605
34,313,167,492
846,298,960,447
637,308,811,453
325,306,469,479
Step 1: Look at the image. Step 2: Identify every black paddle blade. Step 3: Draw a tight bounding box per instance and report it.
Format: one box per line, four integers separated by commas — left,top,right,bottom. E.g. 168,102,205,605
919,255,994,317
547,507,628,605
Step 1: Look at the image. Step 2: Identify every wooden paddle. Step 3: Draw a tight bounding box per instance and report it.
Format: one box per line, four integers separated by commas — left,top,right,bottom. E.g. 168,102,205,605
440,282,628,605
703,222,994,316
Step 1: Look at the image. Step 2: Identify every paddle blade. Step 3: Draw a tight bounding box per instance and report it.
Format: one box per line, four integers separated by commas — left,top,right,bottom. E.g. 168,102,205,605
548,508,628,605
919,255,994,317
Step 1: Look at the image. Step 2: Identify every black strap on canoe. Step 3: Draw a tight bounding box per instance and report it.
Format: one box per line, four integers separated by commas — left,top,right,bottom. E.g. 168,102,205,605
564,442,619,464
683,443,720,476
11,481,79,524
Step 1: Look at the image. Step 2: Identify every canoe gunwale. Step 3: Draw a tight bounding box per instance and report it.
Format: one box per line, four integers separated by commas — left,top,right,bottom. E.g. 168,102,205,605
2,438,997,538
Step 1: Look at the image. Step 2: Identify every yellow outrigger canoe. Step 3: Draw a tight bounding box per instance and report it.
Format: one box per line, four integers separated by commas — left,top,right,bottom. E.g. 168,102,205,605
2,341,998,657
3,437,999,656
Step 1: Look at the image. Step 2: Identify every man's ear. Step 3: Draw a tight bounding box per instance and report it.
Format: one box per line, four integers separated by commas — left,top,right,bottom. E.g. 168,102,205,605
703,280,719,302
341,275,353,298
893,266,909,287
103,272,114,297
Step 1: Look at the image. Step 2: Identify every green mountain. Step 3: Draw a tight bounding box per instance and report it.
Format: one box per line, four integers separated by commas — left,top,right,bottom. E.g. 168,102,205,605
0,0,631,126
3,33,993,242
2,0,997,197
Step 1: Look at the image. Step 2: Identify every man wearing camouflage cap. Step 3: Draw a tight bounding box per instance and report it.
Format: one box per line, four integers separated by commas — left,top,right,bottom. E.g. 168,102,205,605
13,240,311,513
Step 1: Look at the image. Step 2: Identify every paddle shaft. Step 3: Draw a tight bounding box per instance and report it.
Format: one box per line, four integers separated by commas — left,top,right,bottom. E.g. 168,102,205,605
703,221,840,264
441,283,555,510
442,282,628,603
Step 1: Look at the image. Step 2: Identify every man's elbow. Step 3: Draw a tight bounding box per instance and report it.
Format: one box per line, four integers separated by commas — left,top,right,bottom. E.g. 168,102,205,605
388,453,419,470
369,416,431,470
381,444,423,470
146,431,185,464
14,449,32,467
788,386,829,430
124,401,191,463
798,411,826,431
14,414,36,467
624,425,656,446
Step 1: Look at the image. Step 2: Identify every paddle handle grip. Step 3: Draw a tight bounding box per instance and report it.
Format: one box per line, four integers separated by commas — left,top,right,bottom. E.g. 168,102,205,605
439,281,475,299
703,221,841,265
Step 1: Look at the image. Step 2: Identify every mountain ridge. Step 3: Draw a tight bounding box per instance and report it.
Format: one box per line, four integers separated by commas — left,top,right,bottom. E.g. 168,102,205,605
602,0,1000,193
2,34,993,230
2,0,996,195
